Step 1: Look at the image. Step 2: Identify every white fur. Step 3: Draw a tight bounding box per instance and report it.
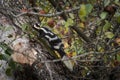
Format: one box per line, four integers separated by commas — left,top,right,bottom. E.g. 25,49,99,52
40,28,54,35
53,42,62,49
45,35,58,41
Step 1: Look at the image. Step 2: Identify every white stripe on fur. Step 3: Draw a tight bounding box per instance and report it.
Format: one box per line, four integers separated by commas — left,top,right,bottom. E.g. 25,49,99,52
45,35,58,41
40,28,54,35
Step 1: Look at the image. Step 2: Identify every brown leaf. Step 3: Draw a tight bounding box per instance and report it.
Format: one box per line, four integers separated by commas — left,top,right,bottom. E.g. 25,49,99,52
20,8,28,12
115,38,120,44
39,10,46,14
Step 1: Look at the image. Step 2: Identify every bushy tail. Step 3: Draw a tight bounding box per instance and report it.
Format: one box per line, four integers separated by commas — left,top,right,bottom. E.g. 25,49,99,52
56,49,74,71
62,55,75,71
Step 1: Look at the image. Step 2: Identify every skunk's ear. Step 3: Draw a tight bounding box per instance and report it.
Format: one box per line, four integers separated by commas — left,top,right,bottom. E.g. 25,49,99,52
35,23,40,27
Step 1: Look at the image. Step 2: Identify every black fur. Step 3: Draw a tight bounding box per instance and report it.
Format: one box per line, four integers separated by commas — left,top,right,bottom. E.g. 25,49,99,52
33,23,66,58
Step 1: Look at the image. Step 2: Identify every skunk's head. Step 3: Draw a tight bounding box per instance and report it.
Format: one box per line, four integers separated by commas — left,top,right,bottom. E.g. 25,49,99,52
33,23,40,31
33,23,45,37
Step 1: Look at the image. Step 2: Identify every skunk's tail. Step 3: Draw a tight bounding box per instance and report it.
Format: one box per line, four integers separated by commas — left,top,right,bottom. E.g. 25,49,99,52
56,49,75,71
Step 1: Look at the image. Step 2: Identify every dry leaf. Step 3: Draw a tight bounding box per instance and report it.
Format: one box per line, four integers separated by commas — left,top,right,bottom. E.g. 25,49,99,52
115,38,120,44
